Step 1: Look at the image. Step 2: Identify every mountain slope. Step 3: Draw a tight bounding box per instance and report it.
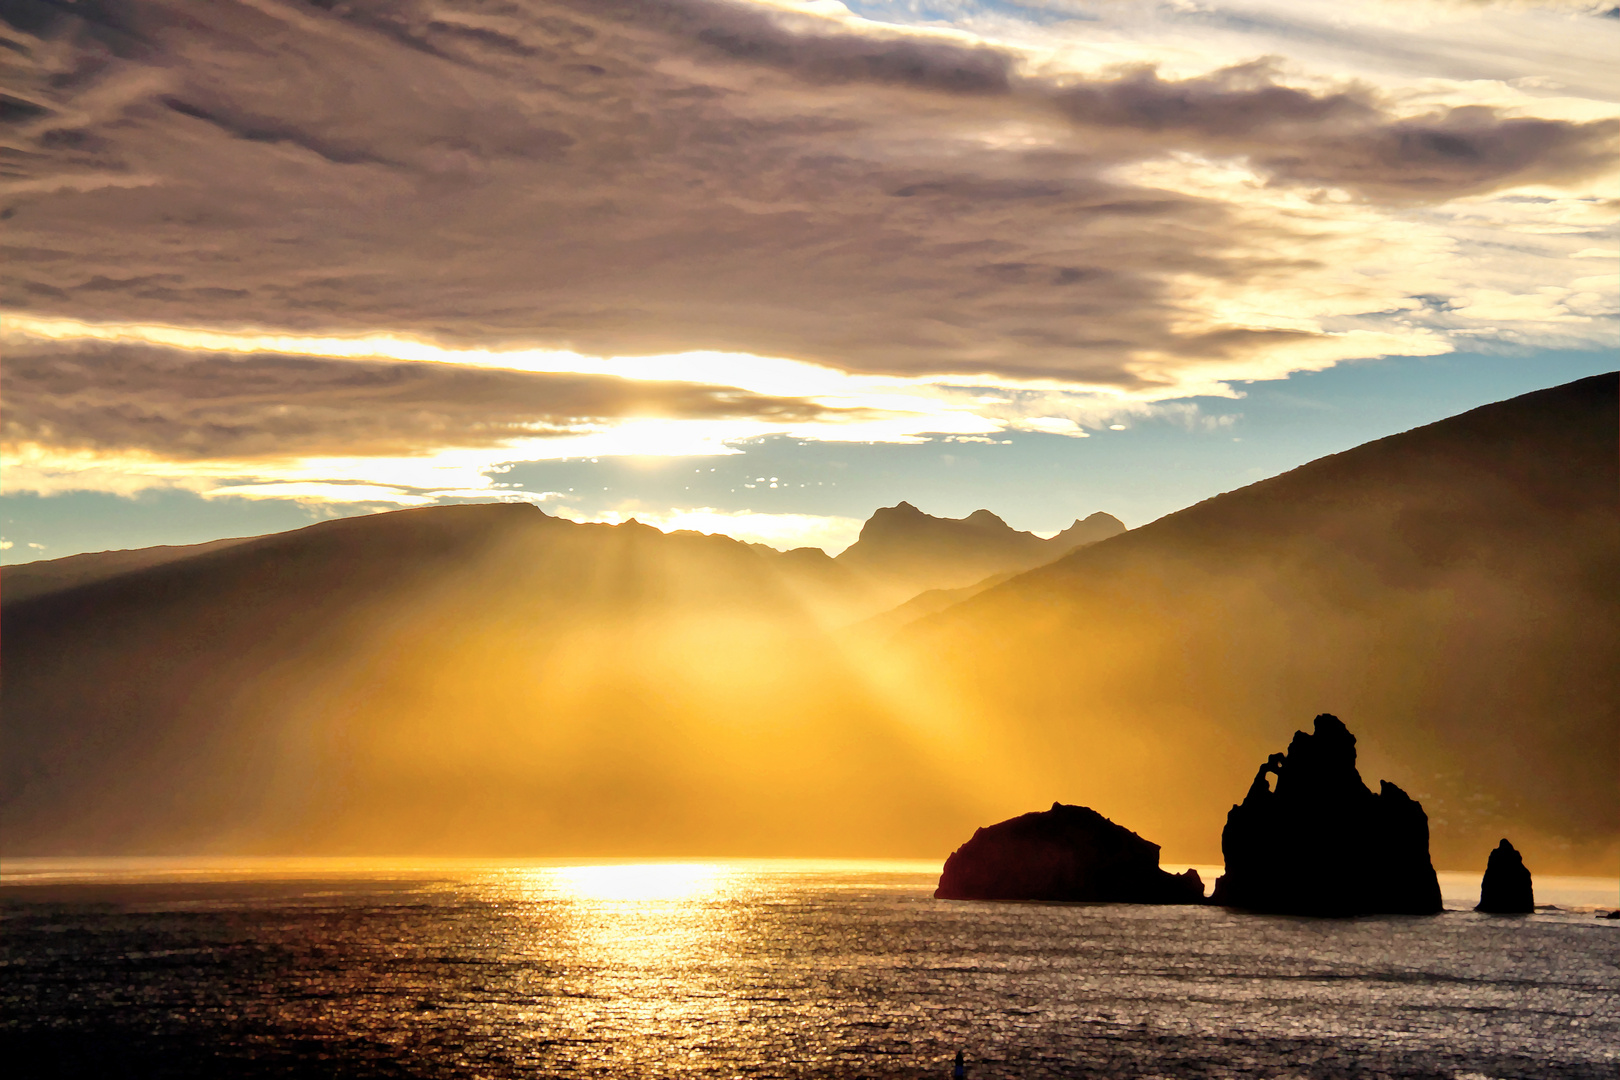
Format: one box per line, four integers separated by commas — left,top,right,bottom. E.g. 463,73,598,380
0,505,962,854
849,572,1018,641
1,535,262,604
898,372,1620,871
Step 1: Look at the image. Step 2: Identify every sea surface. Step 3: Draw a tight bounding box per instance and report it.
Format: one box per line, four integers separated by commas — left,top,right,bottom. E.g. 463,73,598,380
2,859,1616,1079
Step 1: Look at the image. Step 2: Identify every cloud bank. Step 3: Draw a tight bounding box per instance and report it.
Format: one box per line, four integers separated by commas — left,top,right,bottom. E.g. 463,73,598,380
4,1,1613,375
0,321,1154,501
1,0,1615,518
1,338,838,461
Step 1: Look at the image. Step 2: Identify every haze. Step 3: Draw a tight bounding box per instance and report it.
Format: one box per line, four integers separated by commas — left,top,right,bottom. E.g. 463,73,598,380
1,2,1616,874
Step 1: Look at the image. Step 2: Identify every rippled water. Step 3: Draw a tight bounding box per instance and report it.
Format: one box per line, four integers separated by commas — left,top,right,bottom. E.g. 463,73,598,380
3,860,1616,1079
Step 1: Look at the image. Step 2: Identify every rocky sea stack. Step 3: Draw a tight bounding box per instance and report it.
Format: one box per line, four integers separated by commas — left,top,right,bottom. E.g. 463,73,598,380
1476,839,1534,914
1212,714,1442,916
935,802,1205,903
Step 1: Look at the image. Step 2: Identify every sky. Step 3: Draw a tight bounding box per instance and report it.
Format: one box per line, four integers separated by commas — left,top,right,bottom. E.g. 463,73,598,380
2,0,1616,562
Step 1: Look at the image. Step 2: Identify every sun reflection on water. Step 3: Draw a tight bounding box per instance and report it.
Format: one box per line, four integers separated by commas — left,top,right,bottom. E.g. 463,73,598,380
547,862,732,905
6,861,1617,1076
529,862,738,967
478,863,753,1054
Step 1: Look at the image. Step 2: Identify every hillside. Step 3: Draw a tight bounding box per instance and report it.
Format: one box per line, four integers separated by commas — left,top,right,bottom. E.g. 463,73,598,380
1,535,262,605
849,572,1018,641
0,504,917,853
897,373,1619,871
0,499,1117,857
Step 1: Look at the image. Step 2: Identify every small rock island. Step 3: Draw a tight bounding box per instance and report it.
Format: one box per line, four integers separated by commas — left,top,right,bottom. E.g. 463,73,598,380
1211,713,1442,916
935,802,1205,903
1476,838,1534,914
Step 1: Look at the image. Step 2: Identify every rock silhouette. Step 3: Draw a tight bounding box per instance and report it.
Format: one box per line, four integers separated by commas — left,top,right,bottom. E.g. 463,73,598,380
1476,839,1534,914
935,802,1205,903
1211,714,1442,915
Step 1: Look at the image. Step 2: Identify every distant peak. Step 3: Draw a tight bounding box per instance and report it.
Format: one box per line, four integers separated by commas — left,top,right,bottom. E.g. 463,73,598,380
966,509,1007,527
1050,511,1127,550
863,501,930,527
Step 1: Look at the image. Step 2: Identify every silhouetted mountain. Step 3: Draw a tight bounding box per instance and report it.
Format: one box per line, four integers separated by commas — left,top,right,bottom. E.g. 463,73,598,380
0,504,932,854
935,802,1205,903
1210,714,1441,915
2,376,1613,869
835,502,1124,601
2,536,261,605
1477,839,1534,914
1049,512,1128,550
898,373,1620,873
3,496,1126,856
1,500,1120,621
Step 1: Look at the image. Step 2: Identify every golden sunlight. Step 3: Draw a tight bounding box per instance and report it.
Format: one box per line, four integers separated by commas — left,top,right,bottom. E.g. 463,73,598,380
546,862,733,904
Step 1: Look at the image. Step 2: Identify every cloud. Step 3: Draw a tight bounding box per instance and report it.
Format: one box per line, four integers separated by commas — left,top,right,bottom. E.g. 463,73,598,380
201,482,445,506
669,4,1614,197
1044,64,1614,199
0,331,948,502
0,317,1211,499
1,0,1612,398
0,338,841,461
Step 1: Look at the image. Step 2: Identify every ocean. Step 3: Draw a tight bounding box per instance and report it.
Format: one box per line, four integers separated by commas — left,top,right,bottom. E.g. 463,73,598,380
2,860,1616,1079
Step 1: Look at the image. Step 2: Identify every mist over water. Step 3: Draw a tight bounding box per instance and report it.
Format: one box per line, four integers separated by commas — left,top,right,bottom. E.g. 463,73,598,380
4,861,1616,1079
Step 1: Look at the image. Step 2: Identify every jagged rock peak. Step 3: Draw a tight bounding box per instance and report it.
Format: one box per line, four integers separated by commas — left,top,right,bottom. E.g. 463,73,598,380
1275,712,1369,803
1477,838,1534,914
852,502,1009,544
1211,713,1442,916
854,501,933,537
836,501,1126,595
1050,512,1127,549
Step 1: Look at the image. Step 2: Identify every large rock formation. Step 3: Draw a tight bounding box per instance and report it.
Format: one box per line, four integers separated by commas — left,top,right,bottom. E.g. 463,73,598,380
935,802,1205,903
1476,839,1534,914
1211,714,1442,915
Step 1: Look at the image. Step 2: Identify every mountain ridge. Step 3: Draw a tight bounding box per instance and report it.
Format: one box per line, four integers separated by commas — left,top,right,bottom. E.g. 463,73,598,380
1,534,265,605
2,502,1126,617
